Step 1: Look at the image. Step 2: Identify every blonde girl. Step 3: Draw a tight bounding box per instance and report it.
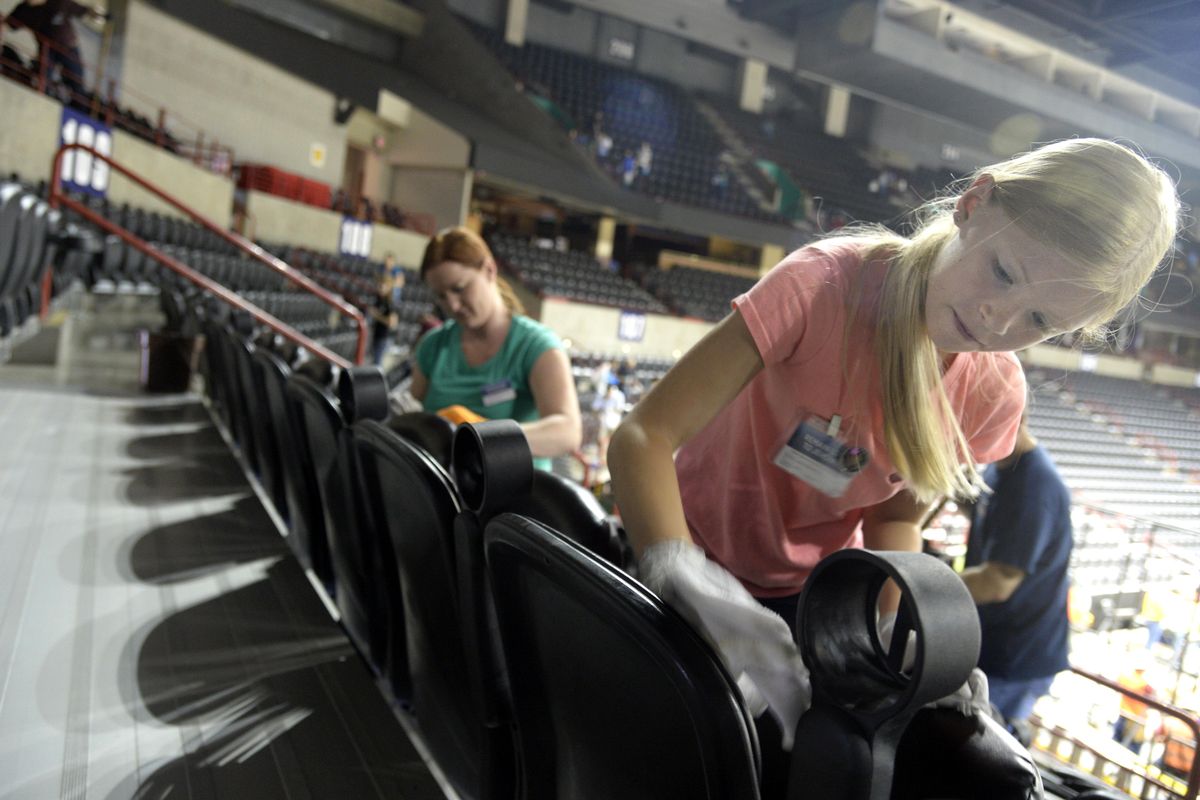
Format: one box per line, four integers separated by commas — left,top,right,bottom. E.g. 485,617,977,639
609,138,1180,737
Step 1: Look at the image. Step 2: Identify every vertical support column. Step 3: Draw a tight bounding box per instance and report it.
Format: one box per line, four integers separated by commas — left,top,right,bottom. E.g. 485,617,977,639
738,58,768,114
505,0,529,47
759,243,784,276
824,85,851,138
595,216,616,264
457,168,475,229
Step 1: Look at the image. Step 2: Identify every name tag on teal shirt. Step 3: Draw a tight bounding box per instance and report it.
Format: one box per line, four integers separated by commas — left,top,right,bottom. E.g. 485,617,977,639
481,379,517,407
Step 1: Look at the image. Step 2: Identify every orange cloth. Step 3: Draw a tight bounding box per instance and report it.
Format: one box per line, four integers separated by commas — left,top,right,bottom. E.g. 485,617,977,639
1162,716,1196,775
437,404,486,425
1118,670,1152,720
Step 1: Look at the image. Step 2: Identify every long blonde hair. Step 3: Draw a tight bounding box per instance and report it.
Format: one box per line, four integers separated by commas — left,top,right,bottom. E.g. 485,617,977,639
845,138,1179,503
420,226,527,316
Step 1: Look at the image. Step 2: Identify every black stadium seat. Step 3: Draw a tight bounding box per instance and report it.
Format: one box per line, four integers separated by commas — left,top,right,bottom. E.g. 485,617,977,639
386,410,457,471
275,362,333,584
290,370,403,698
249,346,294,516
483,513,762,800
508,470,626,568
350,420,493,799
246,345,290,514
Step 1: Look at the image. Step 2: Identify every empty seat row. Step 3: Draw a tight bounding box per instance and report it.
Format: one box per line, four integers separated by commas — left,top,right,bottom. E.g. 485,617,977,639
0,179,95,340
192,309,780,798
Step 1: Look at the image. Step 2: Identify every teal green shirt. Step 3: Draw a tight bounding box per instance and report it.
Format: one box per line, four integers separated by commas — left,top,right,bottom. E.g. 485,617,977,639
416,315,563,470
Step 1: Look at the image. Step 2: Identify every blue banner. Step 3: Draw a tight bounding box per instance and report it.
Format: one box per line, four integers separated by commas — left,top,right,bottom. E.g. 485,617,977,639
58,107,112,197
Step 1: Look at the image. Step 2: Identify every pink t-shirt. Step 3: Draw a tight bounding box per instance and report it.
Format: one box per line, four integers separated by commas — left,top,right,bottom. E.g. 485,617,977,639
676,240,1025,597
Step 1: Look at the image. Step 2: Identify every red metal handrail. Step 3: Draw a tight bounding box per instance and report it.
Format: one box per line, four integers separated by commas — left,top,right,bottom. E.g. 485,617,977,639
1064,665,1200,800
47,142,368,368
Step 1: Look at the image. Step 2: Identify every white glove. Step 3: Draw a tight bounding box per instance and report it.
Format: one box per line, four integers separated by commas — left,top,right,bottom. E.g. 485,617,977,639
639,539,811,750
877,612,990,716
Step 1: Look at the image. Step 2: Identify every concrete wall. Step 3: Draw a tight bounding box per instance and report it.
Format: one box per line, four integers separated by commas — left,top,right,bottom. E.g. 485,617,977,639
0,80,62,183
121,1,347,184
868,103,994,172
245,189,428,267
1019,344,1080,373
0,78,233,224
1150,363,1200,388
107,131,234,225
385,97,472,231
635,28,735,96
539,296,711,358
448,0,504,28
1021,344,1145,381
390,167,471,233
387,97,472,168
1092,354,1146,380
526,1,597,58
372,224,430,270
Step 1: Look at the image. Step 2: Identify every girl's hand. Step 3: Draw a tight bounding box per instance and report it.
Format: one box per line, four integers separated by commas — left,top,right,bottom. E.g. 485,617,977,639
640,539,811,750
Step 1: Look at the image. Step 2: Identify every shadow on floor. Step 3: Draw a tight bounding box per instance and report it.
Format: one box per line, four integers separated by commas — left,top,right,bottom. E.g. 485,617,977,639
110,557,444,799
122,493,283,584
120,457,249,505
123,398,211,426
125,425,228,461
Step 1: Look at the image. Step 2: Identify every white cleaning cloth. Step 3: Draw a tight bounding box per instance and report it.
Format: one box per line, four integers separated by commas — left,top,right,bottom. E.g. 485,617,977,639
640,540,811,750
877,612,991,715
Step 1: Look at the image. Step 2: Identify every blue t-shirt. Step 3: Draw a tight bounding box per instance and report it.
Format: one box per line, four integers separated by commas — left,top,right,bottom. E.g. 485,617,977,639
416,315,562,469
967,445,1073,680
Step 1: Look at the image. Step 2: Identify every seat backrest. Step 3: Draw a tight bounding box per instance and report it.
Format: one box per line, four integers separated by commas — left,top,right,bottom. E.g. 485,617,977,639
352,419,495,799
511,470,625,568
280,373,334,586
248,347,291,514
386,410,456,470
227,330,262,473
484,513,761,800
288,373,399,689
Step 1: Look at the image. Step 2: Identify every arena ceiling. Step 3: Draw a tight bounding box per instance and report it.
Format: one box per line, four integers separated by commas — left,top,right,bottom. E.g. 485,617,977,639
992,0,1200,78
734,0,1200,87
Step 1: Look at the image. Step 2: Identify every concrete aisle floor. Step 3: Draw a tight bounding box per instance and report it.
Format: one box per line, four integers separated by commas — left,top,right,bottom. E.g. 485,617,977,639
0,295,446,799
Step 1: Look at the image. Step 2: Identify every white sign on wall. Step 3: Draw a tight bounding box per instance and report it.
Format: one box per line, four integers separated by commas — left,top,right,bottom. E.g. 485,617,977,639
339,217,373,258
607,37,635,61
618,311,646,342
310,142,327,168
59,108,113,196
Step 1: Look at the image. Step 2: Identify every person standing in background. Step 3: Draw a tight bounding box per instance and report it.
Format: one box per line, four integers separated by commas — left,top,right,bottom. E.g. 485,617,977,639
369,268,398,367
1114,657,1159,752
961,413,1073,741
3,0,107,97
384,252,405,307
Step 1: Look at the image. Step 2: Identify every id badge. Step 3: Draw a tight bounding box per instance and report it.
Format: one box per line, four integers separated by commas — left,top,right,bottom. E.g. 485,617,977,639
773,415,870,498
481,379,517,407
